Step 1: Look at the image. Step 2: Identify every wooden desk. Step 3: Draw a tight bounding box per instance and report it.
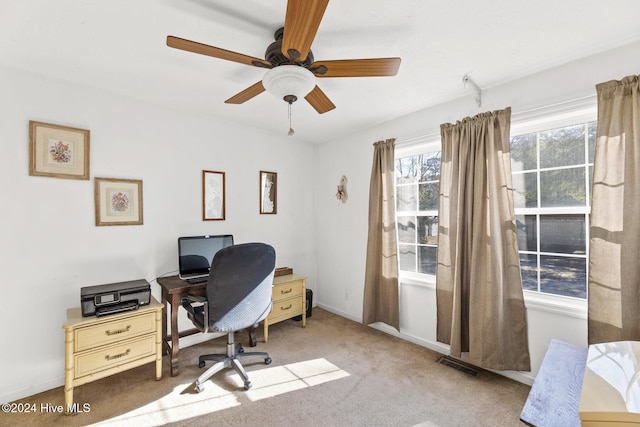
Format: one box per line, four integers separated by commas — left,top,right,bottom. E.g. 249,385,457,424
156,275,257,377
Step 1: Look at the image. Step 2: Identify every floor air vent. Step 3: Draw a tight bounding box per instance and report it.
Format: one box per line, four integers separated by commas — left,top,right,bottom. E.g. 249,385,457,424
437,356,480,377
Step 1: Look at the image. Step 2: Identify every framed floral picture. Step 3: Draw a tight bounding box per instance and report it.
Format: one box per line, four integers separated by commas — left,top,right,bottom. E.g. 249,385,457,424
29,120,90,180
94,178,143,226
202,170,225,220
260,171,277,214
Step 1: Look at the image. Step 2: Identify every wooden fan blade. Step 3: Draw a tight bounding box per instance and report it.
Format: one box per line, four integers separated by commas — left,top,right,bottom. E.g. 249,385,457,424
305,85,335,114
311,58,401,78
167,36,272,68
282,0,329,62
225,81,266,104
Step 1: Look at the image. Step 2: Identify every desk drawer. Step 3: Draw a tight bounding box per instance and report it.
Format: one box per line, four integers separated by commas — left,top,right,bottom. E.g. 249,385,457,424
75,334,156,378
75,312,156,352
269,296,303,323
272,280,303,301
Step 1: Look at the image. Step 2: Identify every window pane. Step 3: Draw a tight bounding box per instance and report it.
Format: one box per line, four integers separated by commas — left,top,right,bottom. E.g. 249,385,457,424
519,253,538,291
398,244,416,272
418,246,437,275
396,156,418,184
397,216,416,243
396,185,417,211
419,182,439,211
540,167,586,207
540,215,586,254
396,149,440,275
540,124,585,168
510,119,592,299
539,255,586,298
511,133,537,171
417,216,438,244
420,152,441,181
513,172,538,208
516,215,537,251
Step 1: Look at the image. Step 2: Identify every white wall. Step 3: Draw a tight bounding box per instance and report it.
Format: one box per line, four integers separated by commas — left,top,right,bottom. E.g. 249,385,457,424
313,41,640,385
0,64,316,403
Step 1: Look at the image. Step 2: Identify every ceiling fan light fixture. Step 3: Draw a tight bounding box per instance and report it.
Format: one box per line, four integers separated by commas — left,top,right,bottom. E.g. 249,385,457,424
262,65,315,103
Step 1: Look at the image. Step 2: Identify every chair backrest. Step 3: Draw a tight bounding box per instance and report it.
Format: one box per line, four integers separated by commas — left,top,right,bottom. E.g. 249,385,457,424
206,242,276,332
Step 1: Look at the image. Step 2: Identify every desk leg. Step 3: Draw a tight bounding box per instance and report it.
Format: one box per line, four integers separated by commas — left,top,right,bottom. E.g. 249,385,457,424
169,295,181,376
161,294,169,356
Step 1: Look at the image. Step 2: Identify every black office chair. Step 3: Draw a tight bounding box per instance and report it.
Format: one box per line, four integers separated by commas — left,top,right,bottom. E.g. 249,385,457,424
181,242,275,392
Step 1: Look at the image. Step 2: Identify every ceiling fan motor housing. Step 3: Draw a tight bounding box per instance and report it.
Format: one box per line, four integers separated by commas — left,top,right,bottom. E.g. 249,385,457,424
265,27,314,68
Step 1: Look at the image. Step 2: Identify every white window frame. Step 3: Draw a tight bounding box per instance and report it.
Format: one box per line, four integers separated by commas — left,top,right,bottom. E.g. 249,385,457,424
511,100,595,316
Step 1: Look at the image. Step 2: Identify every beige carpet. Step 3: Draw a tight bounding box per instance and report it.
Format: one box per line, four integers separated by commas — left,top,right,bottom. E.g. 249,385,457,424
6,308,531,427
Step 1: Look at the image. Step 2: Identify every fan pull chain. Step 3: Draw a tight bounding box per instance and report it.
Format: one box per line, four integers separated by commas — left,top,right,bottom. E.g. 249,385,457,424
288,102,295,137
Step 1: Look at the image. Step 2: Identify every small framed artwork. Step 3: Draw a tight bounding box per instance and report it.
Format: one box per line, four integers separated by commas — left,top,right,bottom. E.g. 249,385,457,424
260,171,277,214
94,178,143,226
202,170,225,221
29,120,90,180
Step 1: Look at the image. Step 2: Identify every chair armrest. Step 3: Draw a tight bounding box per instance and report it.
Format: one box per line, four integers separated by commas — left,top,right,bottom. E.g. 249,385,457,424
181,295,209,333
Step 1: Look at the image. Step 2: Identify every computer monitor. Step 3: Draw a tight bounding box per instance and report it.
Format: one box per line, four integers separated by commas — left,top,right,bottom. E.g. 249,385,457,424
178,235,234,280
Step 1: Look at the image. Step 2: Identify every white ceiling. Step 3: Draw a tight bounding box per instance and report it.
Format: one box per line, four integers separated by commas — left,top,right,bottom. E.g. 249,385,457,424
1,0,639,144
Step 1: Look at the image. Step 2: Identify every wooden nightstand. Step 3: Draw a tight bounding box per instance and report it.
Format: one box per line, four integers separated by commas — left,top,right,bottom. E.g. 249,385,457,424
62,297,163,413
263,274,306,342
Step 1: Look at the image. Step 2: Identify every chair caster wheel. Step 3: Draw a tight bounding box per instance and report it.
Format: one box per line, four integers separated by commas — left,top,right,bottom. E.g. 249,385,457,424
265,357,272,365
198,361,206,368
238,346,245,354
244,381,252,390
195,383,204,393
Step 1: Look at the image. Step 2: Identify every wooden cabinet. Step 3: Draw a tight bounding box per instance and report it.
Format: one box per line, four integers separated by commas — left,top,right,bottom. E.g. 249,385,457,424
263,274,306,342
62,298,163,413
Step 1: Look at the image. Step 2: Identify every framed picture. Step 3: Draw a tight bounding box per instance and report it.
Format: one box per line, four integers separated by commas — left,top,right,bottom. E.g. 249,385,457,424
94,178,143,226
29,120,90,180
260,171,277,214
202,170,225,220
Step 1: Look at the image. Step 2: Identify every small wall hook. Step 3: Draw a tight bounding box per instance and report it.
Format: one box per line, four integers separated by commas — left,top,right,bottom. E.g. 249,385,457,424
336,175,348,203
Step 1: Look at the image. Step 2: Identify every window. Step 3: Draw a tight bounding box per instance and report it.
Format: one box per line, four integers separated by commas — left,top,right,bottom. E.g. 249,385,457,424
395,149,440,277
394,107,595,300
511,121,596,299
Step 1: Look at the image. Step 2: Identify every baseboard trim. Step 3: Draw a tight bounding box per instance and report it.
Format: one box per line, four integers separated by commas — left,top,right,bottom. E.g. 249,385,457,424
1,377,63,404
316,303,361,323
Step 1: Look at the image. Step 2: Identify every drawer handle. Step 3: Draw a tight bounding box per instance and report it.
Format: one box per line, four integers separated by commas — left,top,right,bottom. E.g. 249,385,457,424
281,288,293,294
105,325,131,336
281,304,292,311
105,349,131,361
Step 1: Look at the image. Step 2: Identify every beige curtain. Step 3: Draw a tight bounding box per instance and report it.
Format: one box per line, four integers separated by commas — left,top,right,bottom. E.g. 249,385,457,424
363,138,400,330
589,75,640,344
436,107,530,371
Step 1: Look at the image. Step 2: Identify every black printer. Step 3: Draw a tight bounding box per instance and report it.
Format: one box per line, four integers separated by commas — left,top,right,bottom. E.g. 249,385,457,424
80,279,151,317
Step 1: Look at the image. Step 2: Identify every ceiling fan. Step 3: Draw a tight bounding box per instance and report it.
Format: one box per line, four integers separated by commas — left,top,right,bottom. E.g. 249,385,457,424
166,0,401,117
